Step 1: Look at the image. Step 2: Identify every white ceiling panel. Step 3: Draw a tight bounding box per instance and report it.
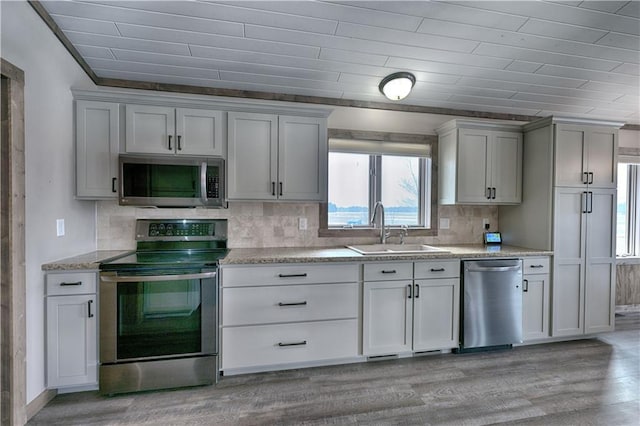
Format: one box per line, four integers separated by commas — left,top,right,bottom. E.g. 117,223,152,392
64,31,192,56
112,49,341,82
616,1,640,18
535,64,639,86
318,48,388,67
49,14,120,36
472,43,624,72
596,32,640,51
116,23,320,59
340,1,528,31
45,1,244,37
210,0,424,32
577,1,629,14
335,22,479,53
517,19,608,43
189,45,389,77
76,44,115,60
35,0,640,123
454,1,640,35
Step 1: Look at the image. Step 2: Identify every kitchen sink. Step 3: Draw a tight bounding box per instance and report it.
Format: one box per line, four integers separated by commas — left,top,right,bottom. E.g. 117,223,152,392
346,244,450,255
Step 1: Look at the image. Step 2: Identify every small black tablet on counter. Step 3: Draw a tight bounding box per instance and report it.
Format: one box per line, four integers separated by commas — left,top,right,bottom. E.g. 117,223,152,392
483,231,502,245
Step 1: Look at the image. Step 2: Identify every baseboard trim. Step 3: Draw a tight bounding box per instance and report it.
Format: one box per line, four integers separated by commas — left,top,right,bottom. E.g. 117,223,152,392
26,389,57,421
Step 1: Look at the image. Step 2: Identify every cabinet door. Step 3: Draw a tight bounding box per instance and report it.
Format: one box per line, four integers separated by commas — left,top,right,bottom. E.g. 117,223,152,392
278,116,327,201
363,281,413,356
584,189,616,333
227,112,278,200
76,101,119,199
413,279,459,351
522,274,550,341
552,187,587,337
586,128,617,189
125,105,176,154
46,295,97,388
175,108,224,156
490,131,522,203
554,124,587,187
456,129,490,203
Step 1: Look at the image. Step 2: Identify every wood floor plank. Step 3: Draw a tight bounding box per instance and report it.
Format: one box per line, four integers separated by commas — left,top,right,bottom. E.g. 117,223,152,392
28,313,640,426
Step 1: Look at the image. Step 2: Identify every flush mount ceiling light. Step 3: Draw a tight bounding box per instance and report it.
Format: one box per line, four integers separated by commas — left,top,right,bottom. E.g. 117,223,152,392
379,72,416,101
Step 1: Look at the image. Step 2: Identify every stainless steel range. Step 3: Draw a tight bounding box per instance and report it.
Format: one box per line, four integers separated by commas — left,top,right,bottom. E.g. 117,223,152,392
99,219,228,395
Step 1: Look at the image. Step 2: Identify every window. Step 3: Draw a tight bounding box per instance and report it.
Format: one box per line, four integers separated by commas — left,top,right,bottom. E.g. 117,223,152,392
617,161,640,257
321,129,437,237
327,153,430,227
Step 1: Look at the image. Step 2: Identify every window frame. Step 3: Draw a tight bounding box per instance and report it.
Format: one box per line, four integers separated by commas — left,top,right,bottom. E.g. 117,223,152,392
319,129,438,238
618,159,640,257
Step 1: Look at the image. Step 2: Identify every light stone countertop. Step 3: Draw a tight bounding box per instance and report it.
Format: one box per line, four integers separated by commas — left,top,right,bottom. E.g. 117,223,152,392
41,250,133,271
220,244,553,265
41,245,553,270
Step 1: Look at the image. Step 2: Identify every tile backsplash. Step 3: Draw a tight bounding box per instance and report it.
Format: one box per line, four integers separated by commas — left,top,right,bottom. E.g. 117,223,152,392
96,200,498,250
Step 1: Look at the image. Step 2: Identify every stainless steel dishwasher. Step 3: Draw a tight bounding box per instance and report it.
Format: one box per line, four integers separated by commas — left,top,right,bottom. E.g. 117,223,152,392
460,259,523,350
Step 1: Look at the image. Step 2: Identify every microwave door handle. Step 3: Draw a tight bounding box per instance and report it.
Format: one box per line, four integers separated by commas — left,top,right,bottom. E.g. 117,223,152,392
200,162,208,203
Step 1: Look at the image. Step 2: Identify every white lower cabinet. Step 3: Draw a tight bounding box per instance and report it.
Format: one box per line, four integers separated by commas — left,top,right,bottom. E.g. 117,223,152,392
363,260,460,356
220,263,359,373
522,257,551,341
46,271,98,389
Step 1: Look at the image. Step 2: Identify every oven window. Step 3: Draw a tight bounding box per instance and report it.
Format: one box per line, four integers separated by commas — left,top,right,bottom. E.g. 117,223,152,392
117,279,202,359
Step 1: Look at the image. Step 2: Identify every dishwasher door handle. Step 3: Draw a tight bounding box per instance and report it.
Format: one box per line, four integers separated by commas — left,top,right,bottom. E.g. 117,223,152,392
466,265,521,273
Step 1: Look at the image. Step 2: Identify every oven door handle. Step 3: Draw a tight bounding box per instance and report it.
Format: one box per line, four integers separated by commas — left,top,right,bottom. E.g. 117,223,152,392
100,271,217,283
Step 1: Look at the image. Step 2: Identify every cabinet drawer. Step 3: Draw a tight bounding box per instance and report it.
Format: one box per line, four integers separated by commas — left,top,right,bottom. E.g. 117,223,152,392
222,263,358,287
222,319,358,370
523,257,550,275
363,262,413,281
46,272,97,296
414,259,460,279
222,283,358,326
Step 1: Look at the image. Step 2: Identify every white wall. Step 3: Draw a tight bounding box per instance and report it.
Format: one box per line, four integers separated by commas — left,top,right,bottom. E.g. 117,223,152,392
1,0,98,403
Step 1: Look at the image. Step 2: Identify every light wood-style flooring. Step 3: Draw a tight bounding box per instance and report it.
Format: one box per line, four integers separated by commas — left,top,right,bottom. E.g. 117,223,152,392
29,313,640,425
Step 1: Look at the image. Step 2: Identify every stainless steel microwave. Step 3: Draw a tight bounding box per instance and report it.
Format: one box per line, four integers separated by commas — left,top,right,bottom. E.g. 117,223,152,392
119,155,227,208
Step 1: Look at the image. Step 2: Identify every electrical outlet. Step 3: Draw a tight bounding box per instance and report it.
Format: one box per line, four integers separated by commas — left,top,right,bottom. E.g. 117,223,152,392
298,217,308,230
56,219,65,237
482,218,490,228
439,218,450,229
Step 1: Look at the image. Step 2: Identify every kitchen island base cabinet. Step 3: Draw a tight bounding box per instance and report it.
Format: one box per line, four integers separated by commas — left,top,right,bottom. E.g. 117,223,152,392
46,272,98,389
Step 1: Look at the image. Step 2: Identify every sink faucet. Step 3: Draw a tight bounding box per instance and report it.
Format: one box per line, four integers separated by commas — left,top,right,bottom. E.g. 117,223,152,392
371,201,390,244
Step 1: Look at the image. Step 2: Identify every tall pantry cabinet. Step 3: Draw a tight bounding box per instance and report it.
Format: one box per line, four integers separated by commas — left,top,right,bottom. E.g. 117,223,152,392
500,117,621,338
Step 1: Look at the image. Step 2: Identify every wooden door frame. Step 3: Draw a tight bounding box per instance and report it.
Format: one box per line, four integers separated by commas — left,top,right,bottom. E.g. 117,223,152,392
1,58,27,426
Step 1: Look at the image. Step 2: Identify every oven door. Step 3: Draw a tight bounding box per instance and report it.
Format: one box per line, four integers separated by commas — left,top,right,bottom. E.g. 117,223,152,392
99,270,217,364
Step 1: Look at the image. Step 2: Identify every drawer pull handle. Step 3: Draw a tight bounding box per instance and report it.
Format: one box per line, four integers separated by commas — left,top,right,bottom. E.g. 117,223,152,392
277,341,307,347
88,300,94,318
529,265,544,268
60,281,82,286
278,301,307,307
381,270,397,274
523,279,529,292
430,268,446,272
278,273,308,278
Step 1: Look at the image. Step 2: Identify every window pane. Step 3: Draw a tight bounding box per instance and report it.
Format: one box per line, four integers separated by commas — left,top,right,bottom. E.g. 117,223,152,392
617,164,629,255
380,156,421,226
328,152,370,226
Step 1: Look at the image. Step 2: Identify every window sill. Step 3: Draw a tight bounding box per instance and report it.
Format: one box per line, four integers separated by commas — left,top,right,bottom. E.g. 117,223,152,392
318,227,437,238
616,256,640,265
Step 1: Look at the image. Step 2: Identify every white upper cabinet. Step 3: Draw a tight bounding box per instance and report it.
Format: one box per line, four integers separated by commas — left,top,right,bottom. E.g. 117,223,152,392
227,112,327,202
554,124,617,189
437,120,522,205
75,100,119,199
126,105,224,156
